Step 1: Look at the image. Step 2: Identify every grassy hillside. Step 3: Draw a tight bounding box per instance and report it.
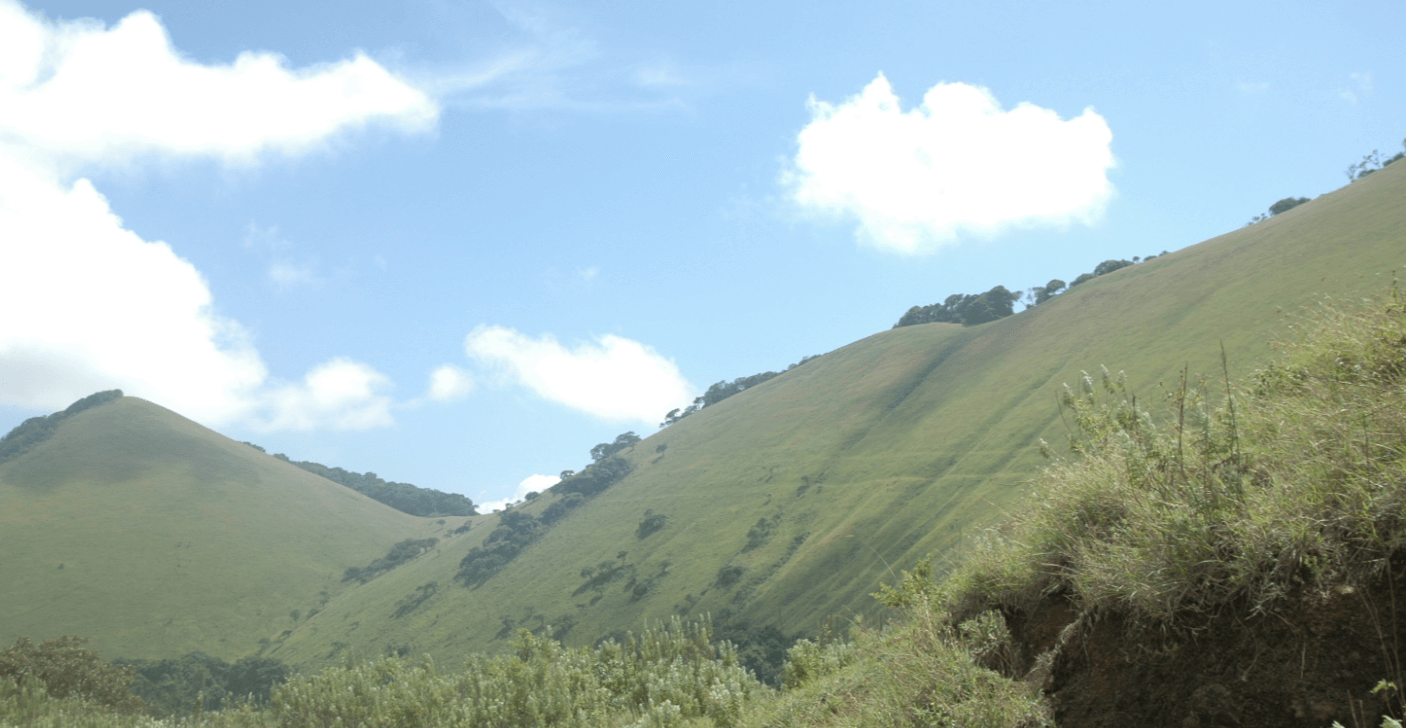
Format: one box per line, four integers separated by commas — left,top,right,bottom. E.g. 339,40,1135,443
0,397,442,661
269,160,1406,671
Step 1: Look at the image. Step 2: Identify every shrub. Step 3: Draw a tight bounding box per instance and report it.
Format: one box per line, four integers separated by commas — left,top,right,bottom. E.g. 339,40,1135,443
0,636,144,714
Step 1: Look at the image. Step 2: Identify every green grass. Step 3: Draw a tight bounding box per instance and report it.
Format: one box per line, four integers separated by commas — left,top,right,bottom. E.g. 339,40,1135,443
944,285,1406,630
270,161,1406,671
0,397,439,662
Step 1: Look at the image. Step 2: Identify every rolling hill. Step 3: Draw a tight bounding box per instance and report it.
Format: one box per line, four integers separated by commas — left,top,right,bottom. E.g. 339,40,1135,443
265,160,1406,672
5,160,1403,677
0,396,444,661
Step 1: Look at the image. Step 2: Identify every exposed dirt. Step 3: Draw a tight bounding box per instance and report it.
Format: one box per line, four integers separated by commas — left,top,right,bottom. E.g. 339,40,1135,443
1000,564,1406,727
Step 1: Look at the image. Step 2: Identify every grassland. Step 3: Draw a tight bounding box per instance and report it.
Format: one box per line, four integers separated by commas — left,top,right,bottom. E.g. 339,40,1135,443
267,160,1406,672
0,397,442,661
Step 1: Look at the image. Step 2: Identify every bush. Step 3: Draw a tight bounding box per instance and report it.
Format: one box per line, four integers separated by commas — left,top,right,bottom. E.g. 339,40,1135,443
0,636,144,715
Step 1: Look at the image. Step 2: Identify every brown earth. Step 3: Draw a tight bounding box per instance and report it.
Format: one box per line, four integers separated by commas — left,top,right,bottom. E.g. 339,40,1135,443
999,563,1406,728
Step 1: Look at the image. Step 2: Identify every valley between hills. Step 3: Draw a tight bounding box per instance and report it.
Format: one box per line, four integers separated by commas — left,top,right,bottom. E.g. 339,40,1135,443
4,157,1406,726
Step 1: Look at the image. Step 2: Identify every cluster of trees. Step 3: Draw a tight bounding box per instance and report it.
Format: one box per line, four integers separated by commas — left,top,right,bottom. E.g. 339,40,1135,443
343,538,439,584
553,431,639,498
661,355,820,427
458,432,643,588
894,255,1168,329
250,449,477,517
1246,196,1311,225
893,285,1022,327
553,456,633,498
0,390,122,464
455,511,545,588
120,652,289,716
588,431,641,463
0,635,144,714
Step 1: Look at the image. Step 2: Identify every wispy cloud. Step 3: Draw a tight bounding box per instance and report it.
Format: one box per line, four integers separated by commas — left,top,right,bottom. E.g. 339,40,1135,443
1236,81,1270,96
783,73,1116,255
1339,72,1373,104
464,326,695,424
267,261,324,291
414,2,706,114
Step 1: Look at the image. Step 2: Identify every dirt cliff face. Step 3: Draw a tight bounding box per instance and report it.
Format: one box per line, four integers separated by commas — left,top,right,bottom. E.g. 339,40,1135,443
999,565,1406,727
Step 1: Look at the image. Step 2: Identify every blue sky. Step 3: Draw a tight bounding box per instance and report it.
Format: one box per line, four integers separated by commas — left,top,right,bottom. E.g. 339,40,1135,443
1,0,1402,510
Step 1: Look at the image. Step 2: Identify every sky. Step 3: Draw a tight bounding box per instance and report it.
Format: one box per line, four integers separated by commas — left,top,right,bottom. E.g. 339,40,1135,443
1,0,1402,511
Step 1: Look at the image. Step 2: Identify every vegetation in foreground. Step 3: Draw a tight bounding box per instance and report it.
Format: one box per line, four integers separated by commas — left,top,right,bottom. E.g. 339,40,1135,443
945,287,1406,631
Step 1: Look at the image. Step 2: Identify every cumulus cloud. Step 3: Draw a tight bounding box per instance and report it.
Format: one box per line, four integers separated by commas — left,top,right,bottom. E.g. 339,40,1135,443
426,365,475,402
479,473,560,513
465,326,695,424
259,358,394,432
0,0,434,430
0,2,436,168
785,73,1116,255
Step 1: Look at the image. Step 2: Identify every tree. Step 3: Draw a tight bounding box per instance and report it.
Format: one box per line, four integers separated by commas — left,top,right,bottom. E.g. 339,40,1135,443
1026,279,1067,307
590,432,641,463
1093,259,1133,277
1268,196,1310,216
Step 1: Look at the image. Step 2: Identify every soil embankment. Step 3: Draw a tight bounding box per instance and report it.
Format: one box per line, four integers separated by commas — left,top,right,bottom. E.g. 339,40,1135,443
1002,563,1406,727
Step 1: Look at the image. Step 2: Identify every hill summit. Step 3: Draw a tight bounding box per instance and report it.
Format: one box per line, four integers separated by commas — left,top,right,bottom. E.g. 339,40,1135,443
0,395,438,660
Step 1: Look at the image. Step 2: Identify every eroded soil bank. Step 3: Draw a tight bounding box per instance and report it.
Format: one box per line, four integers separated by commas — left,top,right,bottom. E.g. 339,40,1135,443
1001,563,1406,727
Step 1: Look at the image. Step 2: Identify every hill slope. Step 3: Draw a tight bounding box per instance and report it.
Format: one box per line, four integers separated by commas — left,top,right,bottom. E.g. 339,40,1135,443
0,396,440,660
270,161,1406,672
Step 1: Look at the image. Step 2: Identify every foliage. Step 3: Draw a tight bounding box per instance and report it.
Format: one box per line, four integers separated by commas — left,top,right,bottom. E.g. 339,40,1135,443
553,456,633,498
1268,196,1310,216
0,390,122,465
592,432,643,463
343,538,439,584
456,454,606,590
637,512,668,539
662,356,820,427
268,456,477,517
120,652,288,716
893,285,1022,328
945,290,1406,629
1347,140,1406,181
0,636,143,715
1024,279,1066,307
1248,195,1312,225
456,512,545,588
746,584,1046,727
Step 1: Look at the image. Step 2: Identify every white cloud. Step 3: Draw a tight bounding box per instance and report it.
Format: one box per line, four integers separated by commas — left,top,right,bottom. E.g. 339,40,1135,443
479,473,560,513
465,326,695,424
268,261,323,290
1236,81,1270,96
259,358,394,432
427,365,475,402
784,73,1116,255
0,3,436,168
0,1,434,431
1339,72,1373,105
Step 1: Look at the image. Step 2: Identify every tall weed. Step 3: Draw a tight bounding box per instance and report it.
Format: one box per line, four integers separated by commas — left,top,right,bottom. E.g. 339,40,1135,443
946,289,1406,627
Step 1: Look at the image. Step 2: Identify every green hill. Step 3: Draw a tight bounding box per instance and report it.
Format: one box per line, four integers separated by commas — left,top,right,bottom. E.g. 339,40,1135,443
0,396,442,661
268,158,1406,673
